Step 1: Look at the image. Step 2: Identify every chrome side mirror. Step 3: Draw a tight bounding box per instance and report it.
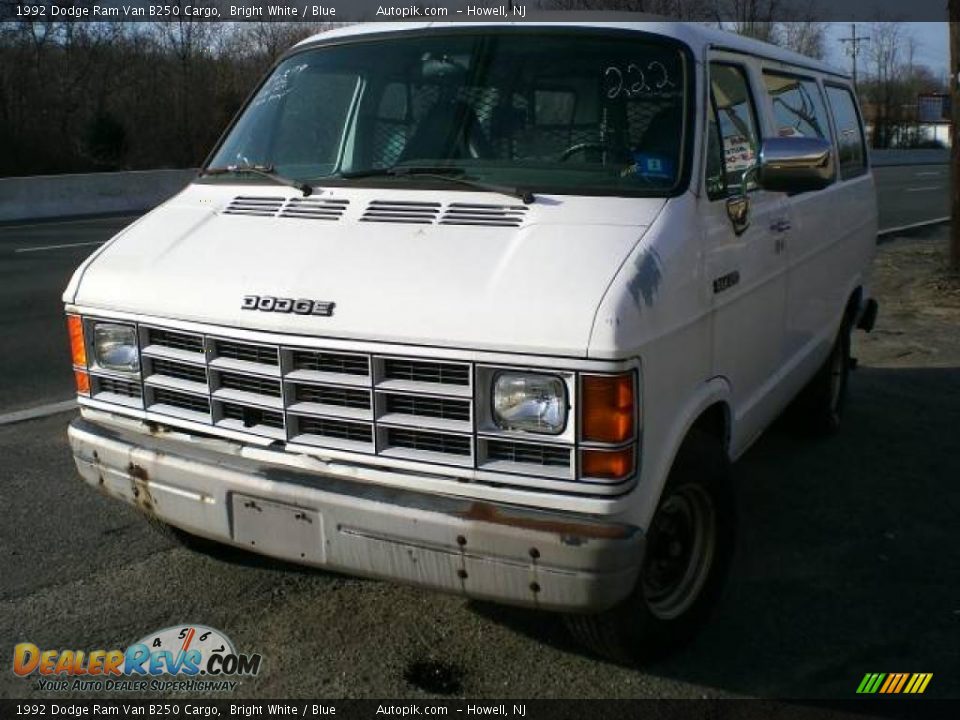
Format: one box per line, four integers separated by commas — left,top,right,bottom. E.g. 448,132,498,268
757,136,834,193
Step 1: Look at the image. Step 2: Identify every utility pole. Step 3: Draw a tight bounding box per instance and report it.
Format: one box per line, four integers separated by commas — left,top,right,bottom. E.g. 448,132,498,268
839,23,870,90
951,1,960,271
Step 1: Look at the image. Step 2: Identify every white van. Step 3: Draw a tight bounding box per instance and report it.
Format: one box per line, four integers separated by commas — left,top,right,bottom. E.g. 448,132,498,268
64,22,878,662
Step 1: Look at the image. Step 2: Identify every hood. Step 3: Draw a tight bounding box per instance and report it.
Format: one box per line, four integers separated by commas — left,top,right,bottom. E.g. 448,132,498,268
67,184,665,357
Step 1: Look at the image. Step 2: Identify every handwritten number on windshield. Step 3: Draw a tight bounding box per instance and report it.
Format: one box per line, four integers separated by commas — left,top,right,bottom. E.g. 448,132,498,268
606,61,675,99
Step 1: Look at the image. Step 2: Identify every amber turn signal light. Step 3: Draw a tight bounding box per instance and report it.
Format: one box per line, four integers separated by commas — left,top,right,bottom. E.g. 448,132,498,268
74,370,90,396
581,447,634,480
581,373,635,443
67,315,87,367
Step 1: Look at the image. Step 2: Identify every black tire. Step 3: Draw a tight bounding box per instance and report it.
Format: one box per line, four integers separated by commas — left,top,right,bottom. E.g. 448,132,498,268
564,428,735,664
792,317,852,435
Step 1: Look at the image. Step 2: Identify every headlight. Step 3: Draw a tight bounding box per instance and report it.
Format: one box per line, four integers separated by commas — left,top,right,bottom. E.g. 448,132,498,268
492,373,567,434
93,323,139,372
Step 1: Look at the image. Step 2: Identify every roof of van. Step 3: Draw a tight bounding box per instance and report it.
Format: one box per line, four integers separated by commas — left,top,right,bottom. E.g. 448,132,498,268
293,21,848,79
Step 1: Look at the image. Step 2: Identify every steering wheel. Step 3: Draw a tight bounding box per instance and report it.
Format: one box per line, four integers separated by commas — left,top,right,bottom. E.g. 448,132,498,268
558,142,612,162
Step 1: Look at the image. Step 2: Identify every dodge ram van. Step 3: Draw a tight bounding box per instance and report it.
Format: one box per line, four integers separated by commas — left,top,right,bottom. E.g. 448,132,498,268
64,22,878,662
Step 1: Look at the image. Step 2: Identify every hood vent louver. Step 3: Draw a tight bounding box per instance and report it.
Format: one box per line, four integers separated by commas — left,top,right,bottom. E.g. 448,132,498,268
222,196,529,227
440,203,529,227
361,200,441,224
223,196,285,217
279,197,349,220
223,195,348,220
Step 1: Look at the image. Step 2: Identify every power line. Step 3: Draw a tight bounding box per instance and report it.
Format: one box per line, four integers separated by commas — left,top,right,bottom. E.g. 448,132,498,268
839,23,871,88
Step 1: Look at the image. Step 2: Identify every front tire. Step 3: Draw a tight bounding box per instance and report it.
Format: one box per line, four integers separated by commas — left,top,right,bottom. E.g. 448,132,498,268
564,428,734,664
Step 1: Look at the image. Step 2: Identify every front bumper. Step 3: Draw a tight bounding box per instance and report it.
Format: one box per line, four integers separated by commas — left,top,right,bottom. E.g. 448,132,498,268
68,414,644,612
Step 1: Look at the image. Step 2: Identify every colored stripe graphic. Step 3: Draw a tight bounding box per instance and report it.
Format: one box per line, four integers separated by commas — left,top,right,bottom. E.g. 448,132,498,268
858,673,933,694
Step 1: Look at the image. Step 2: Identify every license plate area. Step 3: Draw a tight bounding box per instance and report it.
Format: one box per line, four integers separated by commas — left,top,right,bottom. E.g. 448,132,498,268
231,494,324,563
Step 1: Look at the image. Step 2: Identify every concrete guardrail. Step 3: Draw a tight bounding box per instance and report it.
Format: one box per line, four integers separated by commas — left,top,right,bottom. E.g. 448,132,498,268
0,152,951,228
0,168,196,223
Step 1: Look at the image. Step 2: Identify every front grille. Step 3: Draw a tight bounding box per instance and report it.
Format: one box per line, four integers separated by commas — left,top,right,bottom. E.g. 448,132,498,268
95,377,142,398
292,350,369,376
295,384,370,409
219,372,281,397
147,328,203,354
486,440,571,468
383,358,469,386
383,393,470,421
386,428,471,456
298,417,372,443
82,321,627,495
152,388,210,415
215,340,278,366
150,358,207,384
221,403,284,429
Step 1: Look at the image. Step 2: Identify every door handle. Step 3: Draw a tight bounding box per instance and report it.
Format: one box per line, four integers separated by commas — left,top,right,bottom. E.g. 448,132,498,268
769,218,791,233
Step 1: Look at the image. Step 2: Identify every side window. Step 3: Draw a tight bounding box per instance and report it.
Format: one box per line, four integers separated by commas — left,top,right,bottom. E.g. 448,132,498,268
707,63,761,199
825,85,867,179
763,73,831,142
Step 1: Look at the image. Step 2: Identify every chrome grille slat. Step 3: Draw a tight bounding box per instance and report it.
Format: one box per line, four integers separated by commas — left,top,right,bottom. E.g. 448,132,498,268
384,428,472,457
292,350,369,376
149,358,208,385
152,388,210,415
383,358,469,385
297,416,373,443
486,440,571,468
295,384,370,409
218,372,282,398
382,393,470,421
146,328,204,354
93,376,142,399
221,402,284,429
215,339,279,366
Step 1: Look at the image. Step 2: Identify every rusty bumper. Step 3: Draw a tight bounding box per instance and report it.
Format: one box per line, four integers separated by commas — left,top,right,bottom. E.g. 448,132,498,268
68,414,644,612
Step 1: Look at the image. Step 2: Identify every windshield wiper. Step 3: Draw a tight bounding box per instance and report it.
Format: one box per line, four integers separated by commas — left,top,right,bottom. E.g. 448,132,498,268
201,164,313,197
338,166,535,205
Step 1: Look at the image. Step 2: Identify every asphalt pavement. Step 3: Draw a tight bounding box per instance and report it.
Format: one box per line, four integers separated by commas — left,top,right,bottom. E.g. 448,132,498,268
0,216,138,414
0,184,957,700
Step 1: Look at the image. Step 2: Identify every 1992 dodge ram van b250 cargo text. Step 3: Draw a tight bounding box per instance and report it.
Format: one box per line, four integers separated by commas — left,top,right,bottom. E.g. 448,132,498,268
65,22,878,661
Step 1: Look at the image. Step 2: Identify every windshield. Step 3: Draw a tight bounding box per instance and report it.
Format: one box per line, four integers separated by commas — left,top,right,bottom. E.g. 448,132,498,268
206,30,691,197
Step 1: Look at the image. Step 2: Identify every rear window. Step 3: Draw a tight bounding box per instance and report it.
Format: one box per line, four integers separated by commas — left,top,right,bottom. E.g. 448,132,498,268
825,85,868,179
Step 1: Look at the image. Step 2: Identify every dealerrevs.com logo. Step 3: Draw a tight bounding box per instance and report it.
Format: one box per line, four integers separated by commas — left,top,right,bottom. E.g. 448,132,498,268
12,625,262,693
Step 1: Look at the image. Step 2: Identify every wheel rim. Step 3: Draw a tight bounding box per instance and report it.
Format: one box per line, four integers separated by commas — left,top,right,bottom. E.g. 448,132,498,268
641,484,717,620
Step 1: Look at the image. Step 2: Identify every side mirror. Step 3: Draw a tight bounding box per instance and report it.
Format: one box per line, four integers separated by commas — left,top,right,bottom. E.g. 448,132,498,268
756,136,834,193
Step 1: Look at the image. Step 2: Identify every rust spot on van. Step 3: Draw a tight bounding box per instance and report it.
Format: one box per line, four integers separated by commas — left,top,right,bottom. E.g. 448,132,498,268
145,421,167,436
127,462,155,514
459,502,630,541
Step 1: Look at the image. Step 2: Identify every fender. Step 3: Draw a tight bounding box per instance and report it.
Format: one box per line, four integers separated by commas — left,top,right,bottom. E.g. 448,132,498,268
632,375,732,529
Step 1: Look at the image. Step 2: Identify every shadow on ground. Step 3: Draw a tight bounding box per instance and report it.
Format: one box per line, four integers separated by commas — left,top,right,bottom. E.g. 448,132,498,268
471,365,960,697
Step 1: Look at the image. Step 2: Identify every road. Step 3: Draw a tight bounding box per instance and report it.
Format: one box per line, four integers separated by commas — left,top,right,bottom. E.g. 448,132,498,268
873,163,949,234
0,181,957,700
